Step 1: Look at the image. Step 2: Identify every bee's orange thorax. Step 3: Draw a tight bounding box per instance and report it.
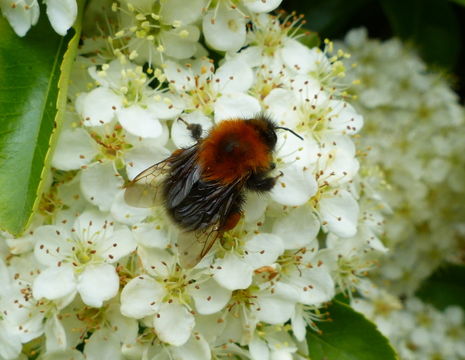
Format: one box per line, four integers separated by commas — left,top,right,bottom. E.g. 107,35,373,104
198,119,272,184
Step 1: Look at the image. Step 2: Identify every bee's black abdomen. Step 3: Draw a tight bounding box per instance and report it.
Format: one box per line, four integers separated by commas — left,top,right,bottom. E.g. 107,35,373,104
165,176,243,232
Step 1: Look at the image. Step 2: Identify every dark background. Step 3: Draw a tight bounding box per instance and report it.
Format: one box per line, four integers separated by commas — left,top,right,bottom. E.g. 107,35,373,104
281,0,465,101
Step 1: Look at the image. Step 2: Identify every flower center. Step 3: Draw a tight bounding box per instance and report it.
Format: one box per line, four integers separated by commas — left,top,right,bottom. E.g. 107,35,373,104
277,248,311,276
75,305,106,331
90,125,132,168
250,12,306,57
188,74,217,115
227,288,258,313
161,265,191,304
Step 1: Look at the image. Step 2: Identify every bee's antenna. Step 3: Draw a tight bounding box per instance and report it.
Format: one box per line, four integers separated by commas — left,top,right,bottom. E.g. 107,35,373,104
275,126,304,141
177,117,188,126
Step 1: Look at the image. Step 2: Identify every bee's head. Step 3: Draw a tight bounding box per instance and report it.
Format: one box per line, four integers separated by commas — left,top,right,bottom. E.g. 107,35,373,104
248,114,302,150
248,115,279,150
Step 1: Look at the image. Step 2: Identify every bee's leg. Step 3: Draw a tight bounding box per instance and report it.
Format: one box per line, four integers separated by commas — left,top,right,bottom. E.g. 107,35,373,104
220,194,244,232
246,171,283,192
178,117,203,141
222,212,242,231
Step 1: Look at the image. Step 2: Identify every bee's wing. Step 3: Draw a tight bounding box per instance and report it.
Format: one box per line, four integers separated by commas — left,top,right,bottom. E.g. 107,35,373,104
177,225,221,268
125,146,200,208
124,161,171,208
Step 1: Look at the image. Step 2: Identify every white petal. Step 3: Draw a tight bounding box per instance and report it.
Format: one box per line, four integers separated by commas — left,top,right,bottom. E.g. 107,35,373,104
202,3,246,52
79,88,122,126
213,59,253,93
282,39,324,74
137,246,174,277
161,26,200,59
163,60,195,91
244,0,282,12
97,227,136,263
104,304,139,344
244,234,284,268
264,89,300,129
33,225,72,266
270,164,317,206
117,105,163,138
255,286,296,324
52,128,98,170
77,264,119,307
74,209,113,241
213,254,253,290
272,205,320,249
88,59,129,88
291,305,306,342
327,100,363,134
294,265,335,305
160,0,205,24
44,315,67,353
110,190,151,225
171,112,213,148
33,265,76,300
249,337,270,360
124,142,171,180
84,328,121,360
276,134,319,168
154,303,195,346
80,162,124,212
214,93,261,122
318,141,359,186
319,189,359,238
120,276,163,318
0,326,21,360
190,278,231,315
132,222,170,249
45,0,77,35
146,93,184,120
270,350,294,360
172,334,212,360
243,192,269,224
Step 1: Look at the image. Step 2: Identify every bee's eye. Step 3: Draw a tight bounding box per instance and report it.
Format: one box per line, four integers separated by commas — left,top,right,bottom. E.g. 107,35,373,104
264,129,277,148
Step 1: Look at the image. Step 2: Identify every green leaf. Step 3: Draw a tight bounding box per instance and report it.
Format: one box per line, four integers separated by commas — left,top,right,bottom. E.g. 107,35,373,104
0,2,85,235
281,0,370,36
307,300,398,360
378,0,461,69
416,264,465,311
449,0,465,6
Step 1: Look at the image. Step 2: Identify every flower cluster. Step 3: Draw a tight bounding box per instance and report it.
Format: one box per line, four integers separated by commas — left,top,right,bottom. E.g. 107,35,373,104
353,281,465,360
0,0,77,36
0,2,386,359
339,28,465,295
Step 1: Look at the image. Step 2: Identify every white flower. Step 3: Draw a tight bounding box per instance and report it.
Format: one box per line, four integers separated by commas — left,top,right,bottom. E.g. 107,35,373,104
202,1,246,52
114,0,204,65
120,247,231,346
164,57,260,120
249,325,297,360
32,210,136,307
77,58,182,139
275,246,335,306
212,231,284,291
0,0,76,36
43,0,77,35
0,0,39,37
341,27,465,294
1,4,387,357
